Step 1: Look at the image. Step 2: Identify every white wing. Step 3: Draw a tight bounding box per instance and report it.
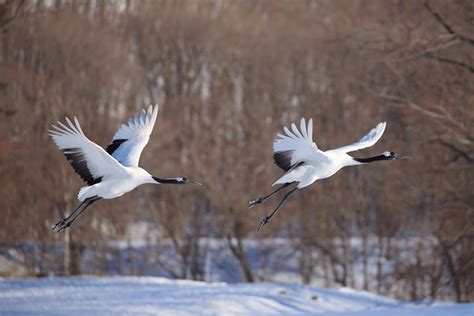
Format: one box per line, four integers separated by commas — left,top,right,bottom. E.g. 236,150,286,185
273,118,328,171
49,117,127,185
332,122,386,153
106,105,159,167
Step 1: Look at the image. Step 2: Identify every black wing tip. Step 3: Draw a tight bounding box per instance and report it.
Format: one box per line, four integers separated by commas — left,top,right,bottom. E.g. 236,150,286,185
62,148,102,185
106,139,127,155
273,150,294,171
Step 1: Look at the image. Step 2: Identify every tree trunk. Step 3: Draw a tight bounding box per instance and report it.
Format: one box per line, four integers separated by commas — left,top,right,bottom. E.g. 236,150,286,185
227,234,254,283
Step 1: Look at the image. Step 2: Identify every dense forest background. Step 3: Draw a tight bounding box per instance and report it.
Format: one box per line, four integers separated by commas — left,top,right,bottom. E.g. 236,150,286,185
0,0,473,303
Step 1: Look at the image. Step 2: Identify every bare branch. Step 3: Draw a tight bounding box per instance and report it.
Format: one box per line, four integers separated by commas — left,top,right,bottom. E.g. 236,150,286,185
423,53,474,74
423,1,474,46
437,140,474,163
381,93,446,119
380,93,467,132
0,0,25,32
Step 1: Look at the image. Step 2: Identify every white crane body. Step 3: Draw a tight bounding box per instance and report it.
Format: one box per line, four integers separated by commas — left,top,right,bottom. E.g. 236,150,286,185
251,118,407,230
273,151,360,188
78,167,154,201
49,105,199,232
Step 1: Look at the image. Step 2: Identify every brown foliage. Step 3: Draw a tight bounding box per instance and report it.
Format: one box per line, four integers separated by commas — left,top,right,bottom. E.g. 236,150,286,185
0,0,472,302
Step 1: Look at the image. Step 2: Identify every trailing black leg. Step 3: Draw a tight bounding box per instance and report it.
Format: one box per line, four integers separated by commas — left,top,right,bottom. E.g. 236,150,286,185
66,196,100,226
248,182,293,208
52,196,101,232
52,201,86,231
258,187,298,231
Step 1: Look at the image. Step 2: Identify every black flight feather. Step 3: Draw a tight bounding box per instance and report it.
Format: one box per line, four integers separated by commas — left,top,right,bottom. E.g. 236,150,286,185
106,139,127,155
273,150,294,171
62,148,102,185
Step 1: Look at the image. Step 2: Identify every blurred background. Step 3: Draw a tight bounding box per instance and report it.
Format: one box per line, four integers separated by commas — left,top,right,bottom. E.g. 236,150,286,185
0,0,472,303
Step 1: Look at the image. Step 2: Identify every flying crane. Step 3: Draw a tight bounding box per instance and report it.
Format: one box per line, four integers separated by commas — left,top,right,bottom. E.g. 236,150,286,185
249,119,410,230
49,105,200,232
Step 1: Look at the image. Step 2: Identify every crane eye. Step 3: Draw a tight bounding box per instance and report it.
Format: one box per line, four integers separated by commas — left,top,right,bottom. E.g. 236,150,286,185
181,177,187,182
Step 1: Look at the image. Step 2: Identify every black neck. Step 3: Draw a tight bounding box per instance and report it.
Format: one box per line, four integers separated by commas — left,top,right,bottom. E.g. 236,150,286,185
153,176,181,184
353,154,390,164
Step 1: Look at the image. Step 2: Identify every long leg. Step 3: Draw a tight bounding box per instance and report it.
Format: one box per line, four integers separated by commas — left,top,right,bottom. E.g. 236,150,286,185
54,201,86,228
248,182,294,208
52,197,99,232
65,197,99,226
52,200,90,232
258,187,298,231
52,196,100,232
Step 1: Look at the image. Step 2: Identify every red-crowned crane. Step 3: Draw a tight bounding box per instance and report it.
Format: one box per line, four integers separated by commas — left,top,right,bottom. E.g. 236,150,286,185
249,119,410,230
49,105,200,232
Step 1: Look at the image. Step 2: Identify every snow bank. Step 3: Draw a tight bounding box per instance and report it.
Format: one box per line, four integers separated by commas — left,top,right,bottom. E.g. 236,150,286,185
0,276,472,315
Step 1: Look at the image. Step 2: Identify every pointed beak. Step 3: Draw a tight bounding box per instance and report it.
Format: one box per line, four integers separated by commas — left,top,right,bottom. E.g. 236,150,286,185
187,179,202,186
395,154,412,160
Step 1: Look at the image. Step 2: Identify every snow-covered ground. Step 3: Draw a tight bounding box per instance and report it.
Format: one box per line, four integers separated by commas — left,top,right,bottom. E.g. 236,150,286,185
0,277,472,316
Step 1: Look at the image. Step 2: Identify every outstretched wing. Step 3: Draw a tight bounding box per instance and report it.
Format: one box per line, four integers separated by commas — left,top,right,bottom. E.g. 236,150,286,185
49,117,127,185
331,122,386,153
106,105,159,167
273,118,328,171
